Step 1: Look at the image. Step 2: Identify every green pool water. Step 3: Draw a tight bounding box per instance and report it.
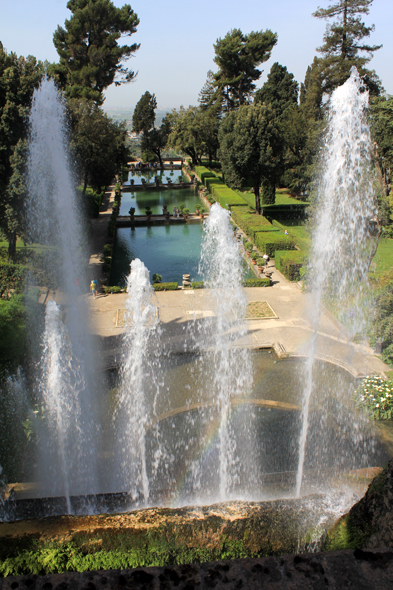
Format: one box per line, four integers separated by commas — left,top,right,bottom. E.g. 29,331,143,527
110,224,254,286
123,169,184,186
120,187,203,216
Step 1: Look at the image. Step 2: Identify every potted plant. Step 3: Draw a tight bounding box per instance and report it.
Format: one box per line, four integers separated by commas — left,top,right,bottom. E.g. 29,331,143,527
199,206,206,219
145,206,152,221
250,251,258,264
245,242,253,256
182,207,190,219
257,257,265,272
195,205,200,215
129,207,135,221
130,178,135,186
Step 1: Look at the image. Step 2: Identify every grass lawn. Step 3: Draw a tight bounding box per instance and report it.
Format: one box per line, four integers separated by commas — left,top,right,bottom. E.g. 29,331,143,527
234,189,308,209
371,238,393,276
277,219,311,245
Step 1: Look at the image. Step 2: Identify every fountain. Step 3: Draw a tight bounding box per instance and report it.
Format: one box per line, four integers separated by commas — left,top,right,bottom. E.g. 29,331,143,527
24,77,99,506
296,67,378,497
0,71,387,544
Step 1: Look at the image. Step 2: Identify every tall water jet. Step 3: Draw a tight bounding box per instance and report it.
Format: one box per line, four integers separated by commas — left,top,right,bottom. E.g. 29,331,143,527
197,203,252,500
296,68,378,497
114,258,161,503
27,77,98,502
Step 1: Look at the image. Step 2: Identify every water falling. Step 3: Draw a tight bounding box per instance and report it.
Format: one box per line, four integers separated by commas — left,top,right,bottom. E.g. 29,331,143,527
296,68,378,497
27,77,98,503
197,203,252,500
114,258,161,503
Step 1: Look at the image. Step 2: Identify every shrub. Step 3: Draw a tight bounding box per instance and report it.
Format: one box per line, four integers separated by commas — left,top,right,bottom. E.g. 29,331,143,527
103,244,112,257
103,286,123,294
244,242,253,252
250,252,258,261
275,250,306,281
242,278,271,287
183,208,190,216
254,233,295,258
191,281,204,289
0,263,27,295
205,176,224,192
152,273,162,283
152,282,178,291
256,257,265,266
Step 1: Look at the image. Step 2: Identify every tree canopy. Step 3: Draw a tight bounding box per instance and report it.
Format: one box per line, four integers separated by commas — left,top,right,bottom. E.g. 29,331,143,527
213,28,277,111
218,104,284,212
0,42,43,257
167,106,219,166
52,0,140,103
254,62,298,118
313,0,382,95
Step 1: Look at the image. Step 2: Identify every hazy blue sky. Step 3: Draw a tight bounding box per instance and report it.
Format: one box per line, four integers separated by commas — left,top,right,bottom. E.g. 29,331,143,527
1,0,392,113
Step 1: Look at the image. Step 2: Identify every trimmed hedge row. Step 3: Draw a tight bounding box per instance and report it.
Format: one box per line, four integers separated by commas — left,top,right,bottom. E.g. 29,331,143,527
243,278,271,287
212,185,248,208
275,250,306,282
194,166,217,185
262,203,309,220
271,219,310,251
152,282,178,291
254,233,295,258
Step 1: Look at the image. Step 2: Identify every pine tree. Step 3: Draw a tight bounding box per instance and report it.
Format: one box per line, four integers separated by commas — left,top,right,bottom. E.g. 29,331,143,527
213,28,277,111
52,0,140,104
313,0,382,94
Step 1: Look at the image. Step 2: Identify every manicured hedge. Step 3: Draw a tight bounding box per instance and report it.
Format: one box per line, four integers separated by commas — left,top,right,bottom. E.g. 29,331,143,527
212,186,248,208
247,225,280,242
242,278,271,287
254,233,295,258
152,282,178,291
271,219,310,251
275,250,306,282
191,281,205,289
262,203,309,220
104,286,123,294
231,208,272,237
205,176,224,191
194,166,217,185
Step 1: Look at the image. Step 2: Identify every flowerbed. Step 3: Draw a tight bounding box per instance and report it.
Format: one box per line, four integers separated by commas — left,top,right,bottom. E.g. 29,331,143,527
354,375,393,420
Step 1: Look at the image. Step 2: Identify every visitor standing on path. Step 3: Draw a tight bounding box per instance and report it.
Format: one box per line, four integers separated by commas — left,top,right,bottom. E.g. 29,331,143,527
91,279,98,299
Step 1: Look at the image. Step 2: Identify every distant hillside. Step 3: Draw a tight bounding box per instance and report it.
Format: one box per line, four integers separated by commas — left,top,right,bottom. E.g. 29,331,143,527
104,107,172,129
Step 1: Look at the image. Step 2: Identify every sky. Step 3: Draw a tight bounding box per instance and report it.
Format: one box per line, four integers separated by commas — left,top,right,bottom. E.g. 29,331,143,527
1,0,392,114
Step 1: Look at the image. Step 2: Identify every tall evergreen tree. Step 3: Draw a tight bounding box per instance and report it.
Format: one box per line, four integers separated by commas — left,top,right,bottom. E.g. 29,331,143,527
254,63,298,118
313,0,382,94
52,0,140,104
132,92,171,167
218,104,284,212
0,43,43,258
213,28,277,111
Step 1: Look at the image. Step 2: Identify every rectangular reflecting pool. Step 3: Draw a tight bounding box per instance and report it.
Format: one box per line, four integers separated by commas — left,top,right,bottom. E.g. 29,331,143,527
110,224,254,286
123,169,184,187
120,187,203,216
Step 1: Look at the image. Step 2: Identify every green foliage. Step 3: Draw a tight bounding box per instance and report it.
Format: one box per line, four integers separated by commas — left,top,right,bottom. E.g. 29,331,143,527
194,166,217,185
0,295,27,370
212,185,247,209
244,242,253,252
254,62,298,118
52,0,140,104
152,274,162,283
275,250,306,281
370,96,393,198
242,278,271,287
191,281,205,289
152,282,178,291
0,43,44,258
103,286,123,294
218,103,284,212
312,0,382,96
255,233,295,258
0,262,27,296
354,375,393,420
213,28,278,110
69,99,128,194
167,107,219,166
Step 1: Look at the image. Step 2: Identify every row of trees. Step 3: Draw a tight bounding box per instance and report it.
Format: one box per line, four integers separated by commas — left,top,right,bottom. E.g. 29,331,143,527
131,0,390,214
0,0,140,258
